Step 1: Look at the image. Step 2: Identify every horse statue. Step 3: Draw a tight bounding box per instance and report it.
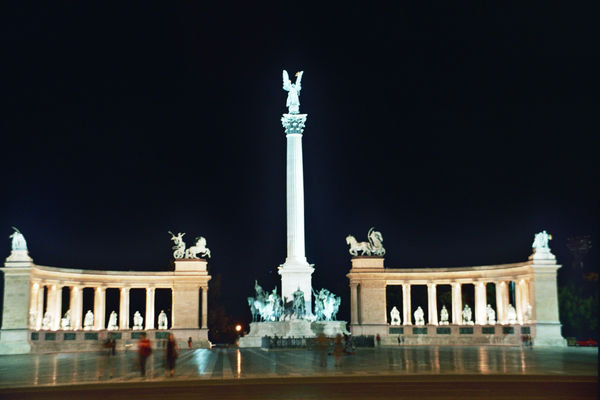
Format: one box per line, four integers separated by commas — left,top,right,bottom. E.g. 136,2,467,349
313,288,340,321
168,231,186,259
346,235,371,256
368,227,386,256
248,297,259,321
185,236,211,259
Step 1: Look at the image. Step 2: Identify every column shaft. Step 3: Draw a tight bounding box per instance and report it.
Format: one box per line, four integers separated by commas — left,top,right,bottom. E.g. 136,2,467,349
427,283,438,325
201,287,208,329
145,288,155,330
119,287,130,329
29,282,40,329
50,285,62,330
515,280,523,324
495,281,504,324
452,283,462,324
475,282,487,325
350,283,358,325
70,286,83,330
402,284,412,325
36,284,44,330
94,287,106,330
285,133,307,263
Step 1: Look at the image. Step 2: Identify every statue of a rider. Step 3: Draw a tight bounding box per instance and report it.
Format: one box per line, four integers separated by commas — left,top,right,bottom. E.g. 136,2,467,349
292,288,306,318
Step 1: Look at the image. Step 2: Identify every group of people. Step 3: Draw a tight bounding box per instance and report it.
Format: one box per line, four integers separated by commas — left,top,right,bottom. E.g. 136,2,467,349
315,333,356,367
99,332,179,379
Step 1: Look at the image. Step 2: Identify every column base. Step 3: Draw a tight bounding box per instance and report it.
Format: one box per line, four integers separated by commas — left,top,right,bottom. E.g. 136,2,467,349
170,328,211,349
533,322,567,347
0,329,31,354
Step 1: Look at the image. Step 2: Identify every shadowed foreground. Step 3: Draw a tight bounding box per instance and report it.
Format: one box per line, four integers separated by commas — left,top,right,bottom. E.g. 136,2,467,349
1,376,597,400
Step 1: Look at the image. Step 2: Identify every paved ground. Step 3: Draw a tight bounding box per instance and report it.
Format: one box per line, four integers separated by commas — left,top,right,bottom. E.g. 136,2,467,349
0,346,596,399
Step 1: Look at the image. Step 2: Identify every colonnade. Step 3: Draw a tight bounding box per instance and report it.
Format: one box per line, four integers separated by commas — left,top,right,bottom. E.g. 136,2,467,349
350,279,532,326
29,282,210,331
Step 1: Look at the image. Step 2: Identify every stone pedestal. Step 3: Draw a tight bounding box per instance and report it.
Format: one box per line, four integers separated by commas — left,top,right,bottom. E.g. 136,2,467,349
238,319,349,348
1,252,34,354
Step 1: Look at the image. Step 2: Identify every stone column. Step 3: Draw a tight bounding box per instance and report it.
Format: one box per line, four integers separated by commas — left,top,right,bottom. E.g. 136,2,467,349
402,283,412,325
515,279,523,324
350,283,359,325
119,287,130,329
201,286,208,329
94,287,106,330
497,281,509,324
35,284,44,330
145,287,155,330
49,284,62,330
522,279,531,322
70,286,83,330
29,282,40,329
495,281,504,324
452,283,462,324
427,283,438,325
474,281,487,325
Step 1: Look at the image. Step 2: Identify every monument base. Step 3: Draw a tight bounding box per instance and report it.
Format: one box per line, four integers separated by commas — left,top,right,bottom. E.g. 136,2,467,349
239,320,349,348
533,322,566,347
171,328,211,349
0,329,31,354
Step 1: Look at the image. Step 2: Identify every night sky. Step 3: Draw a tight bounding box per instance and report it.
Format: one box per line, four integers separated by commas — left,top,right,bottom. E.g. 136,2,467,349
1,4,597,328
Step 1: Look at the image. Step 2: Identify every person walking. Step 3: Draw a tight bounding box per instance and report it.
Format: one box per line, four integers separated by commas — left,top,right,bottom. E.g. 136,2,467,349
333,334,345,367
137,332,152,377
165,333,178,377
99,333,116,379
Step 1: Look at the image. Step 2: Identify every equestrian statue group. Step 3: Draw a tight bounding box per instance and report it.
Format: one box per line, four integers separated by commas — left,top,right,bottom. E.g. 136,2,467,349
168,231,211,259
346,227,386,256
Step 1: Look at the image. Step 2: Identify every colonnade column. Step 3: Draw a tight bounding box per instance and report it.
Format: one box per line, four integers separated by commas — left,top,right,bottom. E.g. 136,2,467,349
35,283,44,330
427,283,438,325
201,286,208,329
29,282,40,329
145,287,155,330
350,283,358,325
402,283,411,325
70,286,83,330
521,279,531,321
451,282,462,324
474,281,487,325
119,287,130,329
94,287,106,330
515,279,523,324
497,281,508,324
49,284,62,330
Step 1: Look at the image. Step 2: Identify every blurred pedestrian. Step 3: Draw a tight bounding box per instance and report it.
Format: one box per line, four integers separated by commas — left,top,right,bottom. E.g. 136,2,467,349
99,332,116,379
137,332,152,377
333,334,344,367
187,336,193,348
315,333,329,367
376,333,381,347
165,333,178,376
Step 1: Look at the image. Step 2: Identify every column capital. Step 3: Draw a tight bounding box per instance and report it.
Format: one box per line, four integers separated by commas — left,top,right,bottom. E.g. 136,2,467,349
281,113,307,134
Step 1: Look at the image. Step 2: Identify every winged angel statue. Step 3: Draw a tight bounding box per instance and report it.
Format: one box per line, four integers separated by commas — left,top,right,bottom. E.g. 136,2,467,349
282,70,303,114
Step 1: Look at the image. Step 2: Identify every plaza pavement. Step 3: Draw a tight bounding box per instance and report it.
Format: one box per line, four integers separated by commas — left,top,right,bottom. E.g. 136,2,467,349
0,345,596,399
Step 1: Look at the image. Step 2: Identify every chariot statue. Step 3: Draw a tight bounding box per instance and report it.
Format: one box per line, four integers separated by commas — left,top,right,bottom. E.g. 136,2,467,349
282,70,303,114
532,230,552,250
42,311,52,330
462,304,474,325
486,304,496,325
168,231,186,259
414,306,425,325
185,236,211,259
107,311,118,330
390,306,401,325
83,310,94,330
9,226,27,251
60,310,71,330
158,310,168,329
133,311,144,330
439,305,449,325
506,304,517,324
346,227,386,256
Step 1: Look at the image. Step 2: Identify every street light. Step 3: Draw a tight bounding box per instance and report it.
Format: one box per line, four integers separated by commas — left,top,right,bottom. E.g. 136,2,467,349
235,324,242,333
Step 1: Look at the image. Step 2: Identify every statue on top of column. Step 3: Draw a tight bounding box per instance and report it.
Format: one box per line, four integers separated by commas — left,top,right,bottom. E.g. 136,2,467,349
168,231,187,259
9,226,27,251
532,230,552,250
282,70,303,114
185,236,211,259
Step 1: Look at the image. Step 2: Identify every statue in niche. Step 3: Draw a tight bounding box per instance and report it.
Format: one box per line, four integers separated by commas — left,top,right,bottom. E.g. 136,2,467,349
42,311,52,330
313,288,341,321
61,310,72,330
9,226,28,251
439,305,449,325
532,230,552,250
414,306,425,325
346,227,386,257
133,311,144,330
158,310,168,329
292,288,306,318
390,306,401,325
282,70,303,114
462,304,474,325
486,304,496,325
107,311,118,330
185,236,211,259
168,231,186,259
83,310,94,330
506,304,517,324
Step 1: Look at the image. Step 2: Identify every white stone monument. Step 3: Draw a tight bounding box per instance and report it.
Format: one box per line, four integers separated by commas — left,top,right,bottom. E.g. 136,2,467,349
462,304,474,325
158,310,168,329
83,310,94,330
506,304,517,324
390,306,401,325
60,310,72,330
439,305,449,325
414,306,425,326
107,311,118,330
486,304,496,325
132,311,144,330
